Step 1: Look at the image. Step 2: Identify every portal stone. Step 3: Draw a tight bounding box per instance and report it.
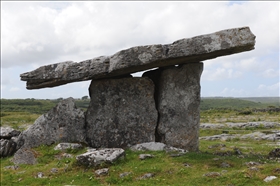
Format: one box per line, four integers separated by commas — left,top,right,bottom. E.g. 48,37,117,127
85,77,158,148
143,62,203,151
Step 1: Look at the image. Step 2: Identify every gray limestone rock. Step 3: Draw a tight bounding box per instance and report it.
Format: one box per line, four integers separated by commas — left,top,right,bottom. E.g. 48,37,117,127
130,142,188,154
95,168,109,176
54,143,83,151
0,127,21,139
12,148,38,165
144,63,203,151
139,154,155,160
20,27,255,89
85,77,157,148
16,97,86,149
0,139,17,157
76,148,125,167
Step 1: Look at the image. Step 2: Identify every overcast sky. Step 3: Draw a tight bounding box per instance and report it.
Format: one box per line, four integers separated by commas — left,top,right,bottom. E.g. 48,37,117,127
1,1,279,99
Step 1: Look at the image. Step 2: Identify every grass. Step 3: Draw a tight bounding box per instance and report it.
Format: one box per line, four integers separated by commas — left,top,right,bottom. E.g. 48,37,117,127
1,140,280,186
1,98,280,185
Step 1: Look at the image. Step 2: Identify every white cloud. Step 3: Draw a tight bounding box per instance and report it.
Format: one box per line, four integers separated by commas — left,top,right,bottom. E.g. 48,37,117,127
221,88,250,97
255,82,279,97
1,1,279,98
202,68,243,81
9,87,20,92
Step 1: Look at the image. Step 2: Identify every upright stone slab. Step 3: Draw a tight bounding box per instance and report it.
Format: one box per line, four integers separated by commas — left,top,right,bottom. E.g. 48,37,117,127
143,62,203,151
86,77,158,148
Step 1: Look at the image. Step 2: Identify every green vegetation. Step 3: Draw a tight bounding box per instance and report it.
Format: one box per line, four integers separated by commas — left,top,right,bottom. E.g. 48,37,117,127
1,97,279,185
200,97,279,110
1,140,280,185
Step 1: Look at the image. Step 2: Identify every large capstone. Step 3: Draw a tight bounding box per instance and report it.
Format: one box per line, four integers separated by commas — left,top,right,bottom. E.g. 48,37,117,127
20,27,255,89
85,77,158,148
16,97,86,149
143,62,203,151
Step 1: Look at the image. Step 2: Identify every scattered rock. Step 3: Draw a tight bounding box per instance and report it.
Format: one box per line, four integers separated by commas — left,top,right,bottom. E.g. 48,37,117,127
139,154,155,160
130,142,188,154
50,168,58,173
16,98,86,150
248,167,259,172
137,173,155,180
119,172,132,178
203,172,221,177
54,143,83,151
200,134,240,141
169,153,186,157
200,122,280,130
86,77,157,148
214,151,232,156
183,163,191,167
95,168,109,176
76,148,125,167
0,139,17,157
36,172,45,178
263,176,277,182
273,168,280,174
240,132,266,140
245,161,260,167
55,153,73,160
208,144,226,149
220,162,231,168
4,165,19,170
268,148,280,158
12,148,38,165
130,142,166,151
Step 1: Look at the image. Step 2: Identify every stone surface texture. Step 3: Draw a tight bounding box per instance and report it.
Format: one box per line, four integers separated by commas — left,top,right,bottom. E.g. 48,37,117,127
130,142,188,153
20,27,255,89
16,97,86,149
76,148,125,167
54,143,83,151
12,148,38,165
0,139,17,157
144,63,203,151
0,127,21,139
85,77,157,148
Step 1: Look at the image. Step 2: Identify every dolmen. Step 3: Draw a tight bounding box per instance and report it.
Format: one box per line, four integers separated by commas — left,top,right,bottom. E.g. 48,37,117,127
18,27,256,152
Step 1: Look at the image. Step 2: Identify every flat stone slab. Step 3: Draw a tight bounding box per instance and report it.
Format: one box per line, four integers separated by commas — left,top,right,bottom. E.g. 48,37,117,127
76,148,125,167
20,27,255,89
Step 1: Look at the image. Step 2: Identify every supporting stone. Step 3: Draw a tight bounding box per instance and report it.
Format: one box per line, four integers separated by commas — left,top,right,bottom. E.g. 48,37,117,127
143,62,203,151
85,77,158,148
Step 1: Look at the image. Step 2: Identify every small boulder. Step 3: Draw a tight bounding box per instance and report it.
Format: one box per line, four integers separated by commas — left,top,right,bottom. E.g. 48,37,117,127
137,173,155,180
130,142,188,154
54,143,83,151
76,148,125,167
264,176,277,182
139,154,155,160
12,148,38,165
119,172,132,178
95,168,109,176
203,172,221,177
269,148,280,158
